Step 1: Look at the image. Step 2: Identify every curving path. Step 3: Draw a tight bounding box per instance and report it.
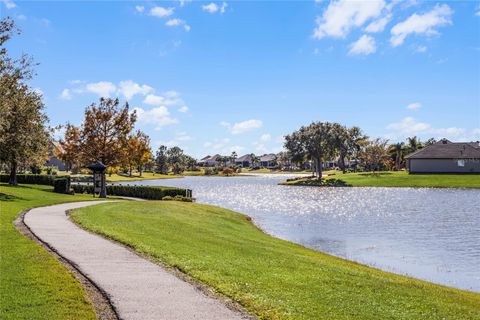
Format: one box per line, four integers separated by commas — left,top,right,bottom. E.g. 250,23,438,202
24,201,247,320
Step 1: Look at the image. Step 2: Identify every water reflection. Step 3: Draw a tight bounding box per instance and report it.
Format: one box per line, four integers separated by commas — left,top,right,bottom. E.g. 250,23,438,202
120,174,480,292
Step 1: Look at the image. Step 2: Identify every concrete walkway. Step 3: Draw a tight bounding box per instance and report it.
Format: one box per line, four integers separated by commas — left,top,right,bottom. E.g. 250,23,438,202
24,201,247,320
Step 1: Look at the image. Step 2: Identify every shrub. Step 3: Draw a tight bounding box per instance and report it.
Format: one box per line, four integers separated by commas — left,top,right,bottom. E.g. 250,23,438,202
53,177,71,194
70,184,191,200
30,165,42,174
174,195,194,202
222,167,235,176
162,196,173,201
0,174,56,185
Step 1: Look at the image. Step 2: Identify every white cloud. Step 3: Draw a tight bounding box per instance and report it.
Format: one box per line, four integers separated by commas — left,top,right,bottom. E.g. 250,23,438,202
349,34,376,55
220,2,227,13
253,141,269,153
165,18,191,31
17,14,27,20
175,132,192,141
386,117,480,141
231,119,263,134
85,81,117,97
178,105,189,113
150,6,174,18
143,94,166,106
414,45,427,53
2,0,16,9
69,79,84,85
135,5,144,13
118,80,153,100
313,0,385,39
390,4,453,47
177,0,192,7
134,106,178,130
260,134,271,142
166,18,182,26
476,7,480,16
60,89,72,100
221,119,263,134
202,2,227,14
202,137,245,156
406,102,421,110
365,13,391,33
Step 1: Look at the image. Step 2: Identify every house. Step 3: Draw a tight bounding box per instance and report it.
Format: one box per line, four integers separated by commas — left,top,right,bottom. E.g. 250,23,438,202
405,139,480,173
235,154,253,167
45,140,66,171
198,154,221,167
259,154,277,168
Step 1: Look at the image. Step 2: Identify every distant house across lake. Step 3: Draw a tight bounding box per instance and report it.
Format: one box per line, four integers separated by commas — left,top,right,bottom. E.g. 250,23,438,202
405,139,480,173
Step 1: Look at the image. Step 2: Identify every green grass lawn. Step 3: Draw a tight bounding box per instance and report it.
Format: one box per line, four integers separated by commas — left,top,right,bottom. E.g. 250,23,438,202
0,184,99,320
71,201,480,320
281,171,480,188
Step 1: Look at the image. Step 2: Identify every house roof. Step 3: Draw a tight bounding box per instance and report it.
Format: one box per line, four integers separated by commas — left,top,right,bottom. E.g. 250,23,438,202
405,139,480,159
259,153,276,162
236,154,252,162
51,140,65,154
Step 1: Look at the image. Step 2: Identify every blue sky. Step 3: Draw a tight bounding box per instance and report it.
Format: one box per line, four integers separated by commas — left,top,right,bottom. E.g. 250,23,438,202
2,0,479,158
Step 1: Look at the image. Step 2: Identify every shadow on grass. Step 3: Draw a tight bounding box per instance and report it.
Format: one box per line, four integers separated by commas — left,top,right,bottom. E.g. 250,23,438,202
0,192,23,201
357,172,394,177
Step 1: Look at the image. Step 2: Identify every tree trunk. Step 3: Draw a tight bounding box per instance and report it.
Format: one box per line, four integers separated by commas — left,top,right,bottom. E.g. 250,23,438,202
9,160,17,186
314,158,322,181
139,165,143,177
339,152,347,173
129,166,132,177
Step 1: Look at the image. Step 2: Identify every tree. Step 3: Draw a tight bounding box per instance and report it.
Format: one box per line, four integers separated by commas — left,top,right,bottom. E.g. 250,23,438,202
276,151,292,169
80,98,136,167
392,142,405,170
127,130,151,177
230,151,238,166
184,155,197,171
0,83,50,185
0,18,48,185
331,124,367,173
285,122,336,180
358,138,390,171
166,146,186,174
123,131,150,177
406,136,422,154
155,145,168,174
249,153,259,168
424,138,437,146
59,123,81,173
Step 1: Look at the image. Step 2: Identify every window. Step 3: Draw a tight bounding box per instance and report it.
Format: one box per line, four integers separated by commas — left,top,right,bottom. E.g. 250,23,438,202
457,159,465,167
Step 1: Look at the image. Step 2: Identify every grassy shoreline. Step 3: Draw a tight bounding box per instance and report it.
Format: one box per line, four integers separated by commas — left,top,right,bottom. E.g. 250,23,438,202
71,201,480,320
280,171,480,188
0,184,100,319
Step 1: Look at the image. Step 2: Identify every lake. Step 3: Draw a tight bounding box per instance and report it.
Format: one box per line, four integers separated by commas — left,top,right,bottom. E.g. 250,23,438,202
118,174,480,292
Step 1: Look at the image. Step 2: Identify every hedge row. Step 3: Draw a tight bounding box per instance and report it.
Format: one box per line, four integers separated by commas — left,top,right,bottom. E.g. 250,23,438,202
53,177,71,194
0,174,57,186
71,184,191,200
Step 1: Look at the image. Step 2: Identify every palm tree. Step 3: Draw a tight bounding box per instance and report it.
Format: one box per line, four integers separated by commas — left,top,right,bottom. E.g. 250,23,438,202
230,151,237,166
249,153,259,168
406,136,421,153
394,142,404,170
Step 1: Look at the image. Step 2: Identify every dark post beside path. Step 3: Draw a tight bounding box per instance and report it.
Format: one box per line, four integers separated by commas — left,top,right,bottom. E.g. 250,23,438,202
87,162,107,198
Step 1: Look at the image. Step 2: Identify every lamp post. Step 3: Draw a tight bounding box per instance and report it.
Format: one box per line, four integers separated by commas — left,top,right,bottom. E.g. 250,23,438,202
87,162,107,198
